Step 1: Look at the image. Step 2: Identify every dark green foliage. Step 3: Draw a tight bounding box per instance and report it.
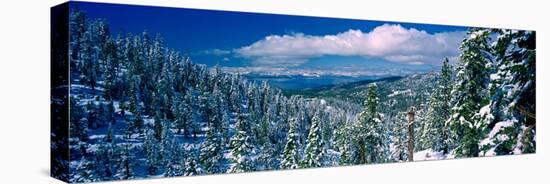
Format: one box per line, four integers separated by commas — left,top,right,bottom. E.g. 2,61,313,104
353,83,387,164
448,28,493,157
420,58,453,153
301,112,325,168
229,111,257,172
280,117,300,169
65,8,536,183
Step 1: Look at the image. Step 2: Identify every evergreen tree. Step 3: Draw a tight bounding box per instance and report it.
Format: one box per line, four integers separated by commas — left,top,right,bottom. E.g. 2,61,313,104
174,92,193,136
158,61,175,119
188,89,200,139
479,30,536,155
336,123,354,165
105,124,114,144
447,28,493,157
96,142,114,180
128,76,140,108
164,137,184,177
354,83,387,164
69,97,86,141
421,58,453,153
144,129,162,175
69,10,87,72
106,101,116,123
301,112,325,168
199,117,226,174
214,87,231,146
86,102,98,129
118,143,134,180
257,109,270,146
184,149,203,176
390,112,409,161
102,33,119,100
74,155,100,182
256,141,279,170
153,112,164,141
229,110,256,173
133,112,143,134
338,140,353,165
280,117,300,169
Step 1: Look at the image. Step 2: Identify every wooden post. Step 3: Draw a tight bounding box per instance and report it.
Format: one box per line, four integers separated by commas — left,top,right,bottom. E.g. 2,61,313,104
407,106,416,162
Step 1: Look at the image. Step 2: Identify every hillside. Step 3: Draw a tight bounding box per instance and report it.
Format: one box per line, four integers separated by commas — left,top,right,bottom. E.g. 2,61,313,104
54,9,536,183
284,73,438,112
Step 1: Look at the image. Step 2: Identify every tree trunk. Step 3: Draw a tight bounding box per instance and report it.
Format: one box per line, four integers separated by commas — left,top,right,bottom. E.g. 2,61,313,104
358,140,366,164
407,107,416,162
408,123,414,161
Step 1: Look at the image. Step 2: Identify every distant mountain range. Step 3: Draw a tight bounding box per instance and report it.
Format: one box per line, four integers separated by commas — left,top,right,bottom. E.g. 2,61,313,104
281,72,439,108
245,74,383,90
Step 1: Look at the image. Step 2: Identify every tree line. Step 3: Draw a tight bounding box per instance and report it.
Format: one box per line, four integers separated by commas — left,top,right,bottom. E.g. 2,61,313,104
64,10,535,183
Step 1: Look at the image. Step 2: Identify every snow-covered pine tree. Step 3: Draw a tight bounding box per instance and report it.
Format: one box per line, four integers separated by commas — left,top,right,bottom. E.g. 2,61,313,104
133,112,144,134
320,113,333,151
127,75,141,121
411,104,427,153
144,129,162,175
216,87,232,147
118,142,134,180
188,88,200,140
259,81,271,116
90,20,109,77
272,92,290,151
295,104,309,147
229,79,242,113
229,110,257,173
78,19,99,91
256,140,279,170
338,140,353,165
447,28,493,157
199,109,226,174
112,34,128,100
164,136,184,177
184,148,203,176
86,102,98,129
202,83,231,147
105,100,116,124
389,112,409,162
105,123,114,144
74,155,100,182
335,122,353,165
158,61,175,120
355,83,387,164
69,10,86,73
95,142,115,180
479,30,536,155
174,92,193,136
102,41,116,100
257,106,271,147
69,97,87,142
247,84,262,134
301,112,325,168
420,58,453,153
153,111,164,141
280,117,300,169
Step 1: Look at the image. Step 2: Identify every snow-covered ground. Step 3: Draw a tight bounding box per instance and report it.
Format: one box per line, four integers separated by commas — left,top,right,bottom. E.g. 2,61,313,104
413,149,455,161
388,89,412,97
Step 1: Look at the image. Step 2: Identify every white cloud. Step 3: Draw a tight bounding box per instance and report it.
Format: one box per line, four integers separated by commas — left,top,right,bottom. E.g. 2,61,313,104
235,24,465,66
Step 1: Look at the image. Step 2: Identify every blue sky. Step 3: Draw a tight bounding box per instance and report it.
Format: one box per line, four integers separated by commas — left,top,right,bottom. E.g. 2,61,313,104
73,1,468,77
